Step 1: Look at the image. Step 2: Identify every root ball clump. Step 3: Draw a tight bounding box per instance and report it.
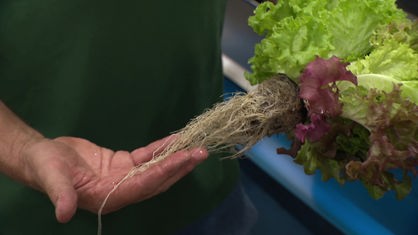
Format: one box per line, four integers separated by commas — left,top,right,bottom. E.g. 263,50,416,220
136,74,304,173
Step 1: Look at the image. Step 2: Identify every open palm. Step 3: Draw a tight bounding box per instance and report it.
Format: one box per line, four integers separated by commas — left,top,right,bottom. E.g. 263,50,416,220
21,135,207,223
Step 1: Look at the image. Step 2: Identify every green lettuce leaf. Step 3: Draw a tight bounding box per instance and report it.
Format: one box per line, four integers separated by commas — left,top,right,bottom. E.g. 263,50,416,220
247,0,334,36
345,22,418,105
295,138,347,183
246,14,333,83
325,0,406,60
348,40,418,82
246,0,406,84
338,74,418,112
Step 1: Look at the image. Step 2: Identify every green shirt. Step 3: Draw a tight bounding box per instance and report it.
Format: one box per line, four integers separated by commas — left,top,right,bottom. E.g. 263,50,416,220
0,1,239,234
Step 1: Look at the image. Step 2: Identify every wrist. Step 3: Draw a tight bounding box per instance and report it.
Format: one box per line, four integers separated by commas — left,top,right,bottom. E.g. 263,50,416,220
0,101,45,185
15,132,46,187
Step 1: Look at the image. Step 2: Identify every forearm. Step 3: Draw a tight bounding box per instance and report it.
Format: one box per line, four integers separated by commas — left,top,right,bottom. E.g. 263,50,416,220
0,100,44,183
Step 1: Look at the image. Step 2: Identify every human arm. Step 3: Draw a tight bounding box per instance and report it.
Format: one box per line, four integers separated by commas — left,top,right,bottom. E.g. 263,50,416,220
0,100,208,223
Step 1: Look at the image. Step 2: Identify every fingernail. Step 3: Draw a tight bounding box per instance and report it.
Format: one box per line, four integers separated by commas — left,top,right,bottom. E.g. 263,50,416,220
191,148,208,161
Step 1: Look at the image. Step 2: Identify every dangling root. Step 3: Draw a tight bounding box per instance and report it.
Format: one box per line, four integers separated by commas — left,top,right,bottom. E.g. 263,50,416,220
97,75,304,234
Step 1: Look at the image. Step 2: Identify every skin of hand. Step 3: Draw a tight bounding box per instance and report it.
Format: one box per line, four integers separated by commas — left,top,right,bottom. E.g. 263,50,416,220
21,136,208,223
0,101,208,223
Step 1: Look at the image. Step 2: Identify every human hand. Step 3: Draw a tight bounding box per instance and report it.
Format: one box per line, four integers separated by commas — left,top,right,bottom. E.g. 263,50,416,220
19,135,208,223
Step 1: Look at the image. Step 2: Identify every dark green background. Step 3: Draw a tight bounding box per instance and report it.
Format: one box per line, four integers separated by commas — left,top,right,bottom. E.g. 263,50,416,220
0,1,239,234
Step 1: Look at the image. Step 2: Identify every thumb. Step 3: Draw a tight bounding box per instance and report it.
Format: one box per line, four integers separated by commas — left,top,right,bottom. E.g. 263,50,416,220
22,138,80,223
53,185,78,223
38,162,79,223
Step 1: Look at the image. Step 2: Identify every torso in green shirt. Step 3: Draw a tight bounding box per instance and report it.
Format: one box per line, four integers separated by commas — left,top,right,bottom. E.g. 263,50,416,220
0,1,239,234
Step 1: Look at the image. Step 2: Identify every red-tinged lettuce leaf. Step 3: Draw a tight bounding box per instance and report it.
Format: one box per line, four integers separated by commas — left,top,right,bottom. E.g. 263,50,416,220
295,83,418,199
294,56,418,199
344,84,418,199
370,19,418,53
295,56,357,143
295,113,330,143
299,56,357,117
294,118,369,184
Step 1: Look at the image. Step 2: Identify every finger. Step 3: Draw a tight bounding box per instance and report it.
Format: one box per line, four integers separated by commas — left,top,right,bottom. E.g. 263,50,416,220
155,148,208,193
131,147,208,199
36,160,78,223
130,134,178,165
